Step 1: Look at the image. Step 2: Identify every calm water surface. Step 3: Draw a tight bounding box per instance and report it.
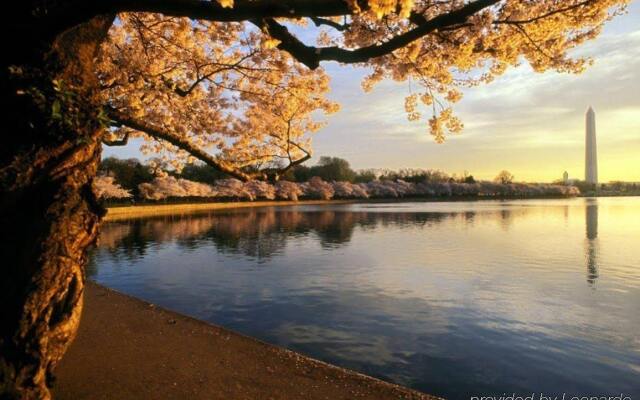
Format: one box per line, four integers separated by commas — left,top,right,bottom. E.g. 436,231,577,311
90,197,640,399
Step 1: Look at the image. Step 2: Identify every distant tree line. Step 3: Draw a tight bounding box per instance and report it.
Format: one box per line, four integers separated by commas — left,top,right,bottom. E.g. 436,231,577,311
601,181,640,195
562,180,640,197
97,156,582,203
99,155,486,200
96,174,580,203
99,157,155,199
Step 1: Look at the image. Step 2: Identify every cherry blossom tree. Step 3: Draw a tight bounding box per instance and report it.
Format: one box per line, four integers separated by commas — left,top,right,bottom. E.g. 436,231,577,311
244,180,277,200
212,179,255,200
138,176,217,200
93,176,133,200
275,180,304,201
132,175,581,201
300,176,336,200
99,13,339,180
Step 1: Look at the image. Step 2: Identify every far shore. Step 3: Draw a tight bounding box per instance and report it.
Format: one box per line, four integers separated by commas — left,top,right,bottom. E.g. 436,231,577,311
104,199,357,221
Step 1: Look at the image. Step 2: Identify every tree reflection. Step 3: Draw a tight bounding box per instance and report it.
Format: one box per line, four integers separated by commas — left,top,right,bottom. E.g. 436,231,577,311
92,202,607,289
498,208,514,231
585,200,599,286
96,215,217,262
93,208,453,266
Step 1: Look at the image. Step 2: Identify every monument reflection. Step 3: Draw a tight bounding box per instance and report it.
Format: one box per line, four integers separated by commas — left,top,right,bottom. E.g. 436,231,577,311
585,199,599,286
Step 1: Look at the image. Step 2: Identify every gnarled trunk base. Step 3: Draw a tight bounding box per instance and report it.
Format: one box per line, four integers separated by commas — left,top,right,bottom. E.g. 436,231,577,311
0,138,104,399
0,12,113,399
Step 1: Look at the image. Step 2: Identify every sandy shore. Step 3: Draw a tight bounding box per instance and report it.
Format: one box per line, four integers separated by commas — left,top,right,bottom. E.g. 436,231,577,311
53,282,437,400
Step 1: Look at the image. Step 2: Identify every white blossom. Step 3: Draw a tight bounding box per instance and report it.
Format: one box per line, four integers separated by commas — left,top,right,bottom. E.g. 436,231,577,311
94,176,132,199
275,181,303,201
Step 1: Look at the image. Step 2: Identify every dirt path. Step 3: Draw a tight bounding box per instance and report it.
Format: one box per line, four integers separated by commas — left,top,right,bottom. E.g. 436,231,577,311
53,282,438,400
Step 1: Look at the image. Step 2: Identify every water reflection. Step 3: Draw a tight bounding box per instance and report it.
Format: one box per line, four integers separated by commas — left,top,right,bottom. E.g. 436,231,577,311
586,199,598,240
499,208,513,231
585,199,599,286
89,199,640,399
95,208,456,262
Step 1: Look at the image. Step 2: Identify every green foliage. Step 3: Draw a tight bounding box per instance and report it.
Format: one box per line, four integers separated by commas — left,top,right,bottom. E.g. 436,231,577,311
50,79,83,134
284,165,312,182
308,157,356,182
354,169,377,183
99,157,154,199
280,158,356,183
377,168,451,184
179,163,231,184
24,78,112,141
572,180,596,194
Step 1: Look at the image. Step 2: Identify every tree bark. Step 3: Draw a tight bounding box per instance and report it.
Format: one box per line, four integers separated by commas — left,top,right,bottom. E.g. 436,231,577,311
0,11,113,399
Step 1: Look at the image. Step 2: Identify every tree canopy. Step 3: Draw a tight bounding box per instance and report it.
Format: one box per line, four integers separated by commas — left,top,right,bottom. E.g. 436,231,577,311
82,0,630,180
495,170,515,184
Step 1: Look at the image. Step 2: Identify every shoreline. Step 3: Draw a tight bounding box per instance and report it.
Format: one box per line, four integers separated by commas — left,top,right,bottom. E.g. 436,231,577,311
54,282,437,400
103,195,592,221
104,199,357,221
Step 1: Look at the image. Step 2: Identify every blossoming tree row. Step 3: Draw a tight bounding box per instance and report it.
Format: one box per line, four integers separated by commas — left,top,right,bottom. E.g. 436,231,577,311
95,175,580,202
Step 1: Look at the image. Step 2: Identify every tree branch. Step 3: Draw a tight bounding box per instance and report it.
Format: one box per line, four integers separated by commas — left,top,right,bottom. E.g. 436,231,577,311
279,153,311,176
101,132,130,146
494,0,595,25
25,0,368,42
107,107,253,181
310,17,349,31
164,52,257,97
261,152,311,181
510,23,556,61
254,0,500,69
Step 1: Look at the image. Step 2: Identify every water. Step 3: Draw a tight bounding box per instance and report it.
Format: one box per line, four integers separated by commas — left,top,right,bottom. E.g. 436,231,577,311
90,197,640,399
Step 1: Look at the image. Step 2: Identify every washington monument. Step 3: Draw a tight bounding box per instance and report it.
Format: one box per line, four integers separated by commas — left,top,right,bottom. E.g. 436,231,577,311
585,106,598,185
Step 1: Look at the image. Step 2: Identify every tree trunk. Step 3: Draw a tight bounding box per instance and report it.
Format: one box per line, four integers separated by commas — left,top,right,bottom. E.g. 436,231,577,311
0,11,113,399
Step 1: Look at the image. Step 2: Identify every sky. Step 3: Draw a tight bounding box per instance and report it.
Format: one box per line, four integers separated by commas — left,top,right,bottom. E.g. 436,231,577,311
105,2,640,183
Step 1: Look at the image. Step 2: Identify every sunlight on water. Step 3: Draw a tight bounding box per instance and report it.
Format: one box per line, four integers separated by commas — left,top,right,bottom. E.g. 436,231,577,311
90,197,640,399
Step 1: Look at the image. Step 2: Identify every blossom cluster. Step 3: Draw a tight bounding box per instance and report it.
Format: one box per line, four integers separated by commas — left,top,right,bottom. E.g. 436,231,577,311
93,176,132,199
120,176,580,201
